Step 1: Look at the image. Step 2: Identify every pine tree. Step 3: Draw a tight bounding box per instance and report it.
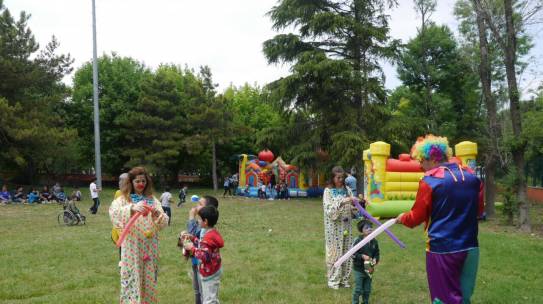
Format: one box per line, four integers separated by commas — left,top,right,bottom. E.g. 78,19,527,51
263,0,399,168
0,1,75,181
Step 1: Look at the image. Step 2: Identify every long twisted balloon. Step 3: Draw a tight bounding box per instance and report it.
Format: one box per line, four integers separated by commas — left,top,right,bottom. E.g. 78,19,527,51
353,198,405,248
116,204,153,248
334,219,396,268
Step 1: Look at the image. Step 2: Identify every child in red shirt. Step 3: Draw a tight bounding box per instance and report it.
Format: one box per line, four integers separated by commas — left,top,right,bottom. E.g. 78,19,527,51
183,206,224,304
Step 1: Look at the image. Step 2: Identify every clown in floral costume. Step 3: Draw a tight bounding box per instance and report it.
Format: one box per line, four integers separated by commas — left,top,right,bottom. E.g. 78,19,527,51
323,166,356,289
397,135,484,304
110,166,169,304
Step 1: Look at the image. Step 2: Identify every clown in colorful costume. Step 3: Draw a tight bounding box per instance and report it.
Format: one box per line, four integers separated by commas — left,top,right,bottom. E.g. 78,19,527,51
110,194,169,304
398,135,484,304
323,186,355,288
323,166,357,289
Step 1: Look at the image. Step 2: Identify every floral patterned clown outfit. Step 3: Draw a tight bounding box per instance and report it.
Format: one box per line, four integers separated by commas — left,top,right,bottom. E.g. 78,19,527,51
323,187,355,288
110,194,169,304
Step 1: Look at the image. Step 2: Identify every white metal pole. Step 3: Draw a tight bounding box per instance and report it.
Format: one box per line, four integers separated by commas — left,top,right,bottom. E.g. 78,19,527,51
92,0,102,188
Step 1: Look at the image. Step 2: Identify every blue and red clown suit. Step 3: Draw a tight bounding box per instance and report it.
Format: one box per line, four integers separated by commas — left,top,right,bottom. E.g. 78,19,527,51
399,162,484,304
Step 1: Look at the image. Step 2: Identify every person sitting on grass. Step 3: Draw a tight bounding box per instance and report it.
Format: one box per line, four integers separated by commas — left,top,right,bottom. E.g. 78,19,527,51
351,220,380,304
52,182,62,201
178,195,219,304
39,185,53,203
12,187,27,204
54,187,67,203
27,188,39,204
0,185,11,204
182,205,224,304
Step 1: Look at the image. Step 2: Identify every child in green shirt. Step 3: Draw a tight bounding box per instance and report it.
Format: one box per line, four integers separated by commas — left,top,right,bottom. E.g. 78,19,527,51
351,220,380,304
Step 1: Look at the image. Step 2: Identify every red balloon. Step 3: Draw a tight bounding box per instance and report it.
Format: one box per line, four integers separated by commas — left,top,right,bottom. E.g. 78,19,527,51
258,149,274,162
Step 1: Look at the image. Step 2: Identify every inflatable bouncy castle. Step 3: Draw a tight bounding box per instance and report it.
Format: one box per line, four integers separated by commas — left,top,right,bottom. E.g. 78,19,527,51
363,141,478,217
237,150,325,198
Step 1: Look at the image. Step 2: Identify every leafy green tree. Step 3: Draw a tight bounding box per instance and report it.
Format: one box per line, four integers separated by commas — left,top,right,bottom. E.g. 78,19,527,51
0,1,75,182
411,0,438,132
383,86,428,154
120,64,198,184
396,24,482,142
523,93,543,187
224,84,282,153
183,66,234,190
69,54,151,175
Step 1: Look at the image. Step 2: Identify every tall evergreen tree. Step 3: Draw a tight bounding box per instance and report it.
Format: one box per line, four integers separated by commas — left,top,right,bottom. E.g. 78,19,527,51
263,0,399,169
121,65,200,184
0,0,75,182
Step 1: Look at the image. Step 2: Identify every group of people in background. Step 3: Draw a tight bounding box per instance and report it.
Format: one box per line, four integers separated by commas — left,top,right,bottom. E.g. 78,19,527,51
219,171,294,200
0,183,82,205
256,177,290,200
222,173,239,197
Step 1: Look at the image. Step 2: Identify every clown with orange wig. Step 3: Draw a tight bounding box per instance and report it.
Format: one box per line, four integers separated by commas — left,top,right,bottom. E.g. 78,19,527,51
396,135,484,304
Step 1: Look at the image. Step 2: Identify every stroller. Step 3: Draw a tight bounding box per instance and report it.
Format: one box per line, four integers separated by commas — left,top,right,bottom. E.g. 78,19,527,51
58,199,86,226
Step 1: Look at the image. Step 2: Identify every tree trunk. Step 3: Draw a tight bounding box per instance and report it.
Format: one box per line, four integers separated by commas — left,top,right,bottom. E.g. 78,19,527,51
352,0,364,108
503,0,530,232
24,160,37,185
212,139,218,191
484,162,497,217
472,0,499,217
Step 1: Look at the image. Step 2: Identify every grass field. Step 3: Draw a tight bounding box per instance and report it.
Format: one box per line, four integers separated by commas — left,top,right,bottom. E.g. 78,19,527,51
1,187,542,303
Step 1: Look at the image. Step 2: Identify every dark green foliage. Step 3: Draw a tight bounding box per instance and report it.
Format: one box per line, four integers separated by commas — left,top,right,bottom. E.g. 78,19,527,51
523,92,543,187
395,24,483,143
263,0,400,169
0,1,76,181
69,54,151,174
121,65,193,179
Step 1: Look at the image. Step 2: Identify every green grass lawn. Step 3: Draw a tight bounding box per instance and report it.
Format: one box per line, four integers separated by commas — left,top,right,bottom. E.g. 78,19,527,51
1,187,542,303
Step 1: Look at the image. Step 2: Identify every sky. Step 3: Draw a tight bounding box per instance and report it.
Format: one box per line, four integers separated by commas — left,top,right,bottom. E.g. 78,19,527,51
4,0,542,93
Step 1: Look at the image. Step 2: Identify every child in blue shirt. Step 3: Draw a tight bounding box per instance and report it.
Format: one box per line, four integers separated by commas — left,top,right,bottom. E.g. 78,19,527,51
178,195,219,304
27,188,39,204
